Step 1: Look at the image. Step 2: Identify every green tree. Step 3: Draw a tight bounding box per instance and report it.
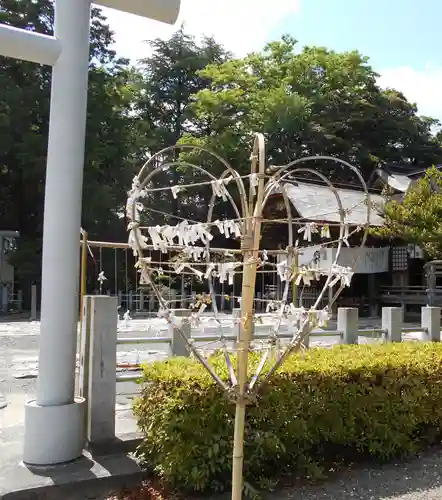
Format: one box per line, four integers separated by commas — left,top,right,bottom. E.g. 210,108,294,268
374,166,442,259
136,25,230,156
0,0,140,294
181,35,442,183
133,27,231,227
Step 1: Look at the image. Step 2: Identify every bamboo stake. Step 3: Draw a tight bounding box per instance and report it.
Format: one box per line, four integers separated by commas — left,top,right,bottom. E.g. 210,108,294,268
231,134,266,500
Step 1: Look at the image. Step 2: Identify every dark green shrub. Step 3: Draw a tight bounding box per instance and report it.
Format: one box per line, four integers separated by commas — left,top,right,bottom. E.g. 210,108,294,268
134,343,442,493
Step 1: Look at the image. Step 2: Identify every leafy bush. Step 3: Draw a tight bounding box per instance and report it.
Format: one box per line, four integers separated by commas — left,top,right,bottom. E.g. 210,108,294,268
134,343,442,493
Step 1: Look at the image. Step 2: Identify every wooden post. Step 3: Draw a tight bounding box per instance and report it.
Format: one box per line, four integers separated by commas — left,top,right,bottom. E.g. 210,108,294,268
231,133,266,500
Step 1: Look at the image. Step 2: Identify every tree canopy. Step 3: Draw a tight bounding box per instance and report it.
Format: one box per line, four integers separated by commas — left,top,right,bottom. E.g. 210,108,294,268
182,35,442,183
374,166,442,259
1,2,441,291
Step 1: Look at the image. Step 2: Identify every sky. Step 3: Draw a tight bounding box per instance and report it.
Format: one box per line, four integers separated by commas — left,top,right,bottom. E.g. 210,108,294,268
97,0,442,120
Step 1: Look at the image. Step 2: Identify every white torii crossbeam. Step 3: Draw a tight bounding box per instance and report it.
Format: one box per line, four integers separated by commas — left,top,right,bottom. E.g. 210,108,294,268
0,0,180,466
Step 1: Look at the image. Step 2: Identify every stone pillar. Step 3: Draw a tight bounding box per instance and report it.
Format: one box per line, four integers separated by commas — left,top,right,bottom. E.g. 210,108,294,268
337,307,359,344
170,309,191,357
86,295,118,444
382,307,402,342
421,306,440,342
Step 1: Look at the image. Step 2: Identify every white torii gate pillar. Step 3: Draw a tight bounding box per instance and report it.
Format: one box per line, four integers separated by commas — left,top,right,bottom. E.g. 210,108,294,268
0,0,180,465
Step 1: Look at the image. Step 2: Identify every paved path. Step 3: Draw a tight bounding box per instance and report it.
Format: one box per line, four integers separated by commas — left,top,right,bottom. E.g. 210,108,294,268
1,317,433,500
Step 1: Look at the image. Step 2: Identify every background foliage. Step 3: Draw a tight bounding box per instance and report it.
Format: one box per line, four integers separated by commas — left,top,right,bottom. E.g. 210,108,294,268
373,166,442,259
1,0,441,297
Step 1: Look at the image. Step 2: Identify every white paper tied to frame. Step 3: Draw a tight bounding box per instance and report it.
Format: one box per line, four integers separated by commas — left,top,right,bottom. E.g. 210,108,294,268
182,246,207,261
298,222,332,242
211,175,233,201
128,224,149,256
218,262,238,285
204,263,216,279
298,222,318,242
171,185,182,199
276,259,292,282
97,271,107,283
295,266,315,286
214,219,242,238
329,265,354,288
249,173,259,195
320,225,331,239
142,219,242,255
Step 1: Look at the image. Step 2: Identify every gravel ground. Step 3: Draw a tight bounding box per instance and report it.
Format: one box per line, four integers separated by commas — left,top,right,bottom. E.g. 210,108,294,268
271,448,442,500
47,446,442,500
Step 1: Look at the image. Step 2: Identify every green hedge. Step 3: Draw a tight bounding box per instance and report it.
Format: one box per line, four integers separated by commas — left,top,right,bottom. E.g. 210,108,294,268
134,343,442,493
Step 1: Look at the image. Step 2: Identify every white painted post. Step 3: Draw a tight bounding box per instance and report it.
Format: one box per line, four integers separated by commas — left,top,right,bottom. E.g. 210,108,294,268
337,307,359,344
382,307,402,342
0,0,180,468
30,285,37,321
421,306,440,342
170,309,191,357
23,0,92,465
86,296,118,444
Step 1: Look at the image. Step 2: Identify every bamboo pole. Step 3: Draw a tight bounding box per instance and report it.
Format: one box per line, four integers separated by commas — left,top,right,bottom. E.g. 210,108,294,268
82,239,292,255
231,134,266,500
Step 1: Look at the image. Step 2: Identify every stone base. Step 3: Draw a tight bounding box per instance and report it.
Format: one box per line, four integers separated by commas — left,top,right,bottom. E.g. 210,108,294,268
23,397,85,465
